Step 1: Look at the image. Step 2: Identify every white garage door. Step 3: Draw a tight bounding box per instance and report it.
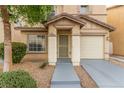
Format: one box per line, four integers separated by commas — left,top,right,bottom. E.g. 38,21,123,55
80,36,104,59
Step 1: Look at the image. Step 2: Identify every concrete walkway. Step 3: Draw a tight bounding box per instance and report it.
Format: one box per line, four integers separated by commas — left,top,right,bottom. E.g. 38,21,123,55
51,58,81,88
81,59,124,88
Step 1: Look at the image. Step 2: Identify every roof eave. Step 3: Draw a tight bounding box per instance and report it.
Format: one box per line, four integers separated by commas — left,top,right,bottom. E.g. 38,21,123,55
44,13,86,27
107,5,123,10
78,14,115,31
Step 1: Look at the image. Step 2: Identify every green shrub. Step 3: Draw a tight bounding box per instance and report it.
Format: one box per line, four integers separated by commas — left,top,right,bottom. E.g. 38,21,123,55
0,70,37,88
0,42,27,64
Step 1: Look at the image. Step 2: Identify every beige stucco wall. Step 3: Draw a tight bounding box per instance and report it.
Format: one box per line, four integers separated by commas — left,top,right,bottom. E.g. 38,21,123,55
55,5,107,22
86,5,107,22
90,5,106,14
107,6,124,56
80,18,108,31
55,5,79,14
89,15,107,22
11,25,27,44
89,5,107,22
55,5,106,14
53,18,75,29
22,53,48,62
87,5,107,22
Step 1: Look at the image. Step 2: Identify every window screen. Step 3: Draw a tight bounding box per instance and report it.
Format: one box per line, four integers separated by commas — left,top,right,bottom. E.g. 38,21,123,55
28,35,47,52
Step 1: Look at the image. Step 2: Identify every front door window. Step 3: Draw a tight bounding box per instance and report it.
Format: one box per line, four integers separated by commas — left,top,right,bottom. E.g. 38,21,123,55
59,35,68,58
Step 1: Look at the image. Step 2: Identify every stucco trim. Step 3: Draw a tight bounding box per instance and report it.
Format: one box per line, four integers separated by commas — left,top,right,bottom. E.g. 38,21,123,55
78,14,115,31
80,32,107,36
14,27,47,31
26,51,48,53
55,25,73,30
48,33,57,37
107,5,123,10
44,13,86,27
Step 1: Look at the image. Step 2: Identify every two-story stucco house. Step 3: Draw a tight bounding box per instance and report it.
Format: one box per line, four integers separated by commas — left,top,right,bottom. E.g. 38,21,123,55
0,5,115,66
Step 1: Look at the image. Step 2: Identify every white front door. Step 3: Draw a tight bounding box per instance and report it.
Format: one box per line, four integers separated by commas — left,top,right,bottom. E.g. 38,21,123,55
80,36,104,59
58,35,69,58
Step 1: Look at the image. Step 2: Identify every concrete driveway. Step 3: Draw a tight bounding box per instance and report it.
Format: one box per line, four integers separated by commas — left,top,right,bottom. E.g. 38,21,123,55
81,59,124,88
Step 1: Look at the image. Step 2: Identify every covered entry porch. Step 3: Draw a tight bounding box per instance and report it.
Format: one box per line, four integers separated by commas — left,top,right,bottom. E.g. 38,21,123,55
45,13,85,66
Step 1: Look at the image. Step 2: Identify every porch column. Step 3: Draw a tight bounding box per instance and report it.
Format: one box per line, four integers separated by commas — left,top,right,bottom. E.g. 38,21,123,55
48,25,57,65
72,25,80,66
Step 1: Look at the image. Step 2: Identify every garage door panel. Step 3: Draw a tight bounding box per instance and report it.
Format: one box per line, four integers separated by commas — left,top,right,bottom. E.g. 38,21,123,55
80,36,104,59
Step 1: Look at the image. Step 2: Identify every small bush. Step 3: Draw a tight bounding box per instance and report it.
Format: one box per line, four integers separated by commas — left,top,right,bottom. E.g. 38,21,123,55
39,61,48,69
0,70,37,88
0,42,27,64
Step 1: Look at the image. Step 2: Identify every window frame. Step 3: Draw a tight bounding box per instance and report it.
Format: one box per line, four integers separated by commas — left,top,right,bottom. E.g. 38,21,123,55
80,5,89,14
27,34,47,53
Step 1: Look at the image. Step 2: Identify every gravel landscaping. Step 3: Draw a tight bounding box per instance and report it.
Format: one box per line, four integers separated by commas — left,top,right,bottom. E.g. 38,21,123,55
0,62,97,88
74,66,97,88
1,59,121,88
1,59,124,88
12,62,55,88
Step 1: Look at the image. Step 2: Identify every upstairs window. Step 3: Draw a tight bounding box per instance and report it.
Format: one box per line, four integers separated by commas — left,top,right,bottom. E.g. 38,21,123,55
80,5,89,14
